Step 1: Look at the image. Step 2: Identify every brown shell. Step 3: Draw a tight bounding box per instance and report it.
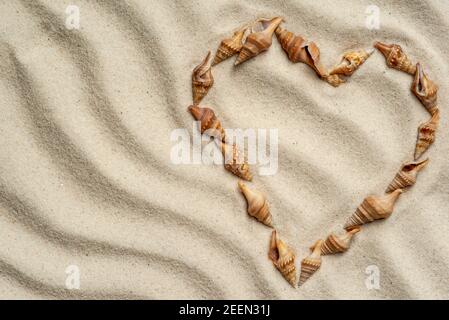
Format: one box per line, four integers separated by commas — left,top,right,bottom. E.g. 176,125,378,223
275,26,327,77
235,17,283,66
415,109,440,160
268,230,297,287
299,240,323,286
344,189,403,229
386,158,429,193
192,51,214,105
324,74,345,87
374,41,416,75
329,48,374,77
219,141,252,181
188,105,225,141
321,227,361,255
411,63,439,115
238,181,273,227
213,28,246,66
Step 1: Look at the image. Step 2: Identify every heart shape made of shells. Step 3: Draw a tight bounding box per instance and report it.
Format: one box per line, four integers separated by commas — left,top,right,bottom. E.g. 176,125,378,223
187,16,440,288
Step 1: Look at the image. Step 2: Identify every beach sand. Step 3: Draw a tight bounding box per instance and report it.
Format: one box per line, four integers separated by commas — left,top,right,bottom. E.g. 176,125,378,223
0,0,448,299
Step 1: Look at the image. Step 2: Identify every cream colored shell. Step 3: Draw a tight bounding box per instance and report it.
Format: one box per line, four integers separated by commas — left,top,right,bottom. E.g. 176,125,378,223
238,181,273,227
269,230,297,287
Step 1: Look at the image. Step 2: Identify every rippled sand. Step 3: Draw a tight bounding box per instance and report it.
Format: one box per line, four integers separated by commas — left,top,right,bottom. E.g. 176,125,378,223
1,0,448,299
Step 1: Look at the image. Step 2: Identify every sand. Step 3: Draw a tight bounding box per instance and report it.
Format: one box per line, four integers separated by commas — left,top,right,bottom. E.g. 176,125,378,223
0,0,448,299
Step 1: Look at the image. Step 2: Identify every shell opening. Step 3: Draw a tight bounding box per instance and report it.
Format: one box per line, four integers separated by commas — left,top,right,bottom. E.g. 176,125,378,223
416,63,424,93
268,231,280,262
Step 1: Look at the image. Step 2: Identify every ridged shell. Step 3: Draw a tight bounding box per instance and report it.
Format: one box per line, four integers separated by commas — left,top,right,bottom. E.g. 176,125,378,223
329,48,374,77
415,109,440,160
188,105,225,141
192,51,214,105
219,141,252,181
386,158,429,193
374,41,416,75
212,28,246,66
321,227,361,255
275,26,327,77
411,63,439,115
299,240,323,286
344,189,403,229
268,230,296,287
324,74,345,87
235,17,283,65
238,181,273,227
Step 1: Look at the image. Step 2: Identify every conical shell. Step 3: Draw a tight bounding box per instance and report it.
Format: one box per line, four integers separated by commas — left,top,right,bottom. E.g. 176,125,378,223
219,141,252,181
268,230,296,287
213,28,246,66
188,105,225,141
415,109,439,160
299,240,323,286
235,17,283,65
238,181,273,227
386,158,429,193
275,26,327,77
329,48,374,77
374,41,416,75
320,227,361,255
344,189,403,229
192,51,214,105
324,74,345,87
411,63,439,115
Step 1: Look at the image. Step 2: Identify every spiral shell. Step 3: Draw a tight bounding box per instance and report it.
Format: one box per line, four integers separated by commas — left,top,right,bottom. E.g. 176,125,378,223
238,181,273,227
329,48,374,77
415,109,440,160
324,74,345,87
192,51,214,105
374,41,416,75
213,28,246,66
275,26,327,77
386,158,429,193
344,189,403,229
235,17,283,66
268,230,296,287
320,227,361,255
411,63,439,115
299,240,323,286
188,105,225,141
219,141,252,181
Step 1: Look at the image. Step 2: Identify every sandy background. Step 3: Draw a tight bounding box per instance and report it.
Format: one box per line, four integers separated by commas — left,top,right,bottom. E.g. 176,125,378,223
0,0,448,299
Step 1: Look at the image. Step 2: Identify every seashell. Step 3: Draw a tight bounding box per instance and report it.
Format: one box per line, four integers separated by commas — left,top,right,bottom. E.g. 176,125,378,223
411,63,439,115
415,109,440,160
268,230,296,287
238,181,273,227
188,105,225,141
235,17,283,66
192,51,214,105
386,158,429,193
212,28,246,66
344,189,403,229
320,227,361,255
329,48,374,77
374,41,416,75
275,26,327,77
299,239,323,286
218,141,252,181
324,74,345,87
